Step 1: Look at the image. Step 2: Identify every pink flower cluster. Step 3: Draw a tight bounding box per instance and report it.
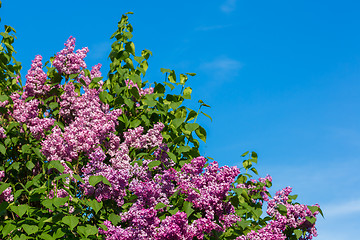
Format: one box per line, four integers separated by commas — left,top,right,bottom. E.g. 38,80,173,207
53,36,89,75
97,155,240,240
99,161,240,239
42,82,122,162
10,92,54,139
23,55,50,99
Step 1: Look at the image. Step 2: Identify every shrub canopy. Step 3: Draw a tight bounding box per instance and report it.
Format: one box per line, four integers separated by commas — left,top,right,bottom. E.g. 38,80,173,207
0,5,321,240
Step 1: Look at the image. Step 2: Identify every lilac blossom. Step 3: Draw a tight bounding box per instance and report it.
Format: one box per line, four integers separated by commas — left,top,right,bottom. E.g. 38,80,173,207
53,36,89,75
23,55,50,99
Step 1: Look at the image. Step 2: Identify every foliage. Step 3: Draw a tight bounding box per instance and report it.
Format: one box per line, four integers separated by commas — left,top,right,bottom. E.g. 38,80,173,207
0,3,322,240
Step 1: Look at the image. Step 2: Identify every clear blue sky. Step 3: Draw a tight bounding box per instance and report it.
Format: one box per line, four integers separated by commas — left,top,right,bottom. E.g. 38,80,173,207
2,0,360,238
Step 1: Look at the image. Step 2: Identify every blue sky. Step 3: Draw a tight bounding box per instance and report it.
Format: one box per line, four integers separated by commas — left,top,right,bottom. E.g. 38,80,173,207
2,0,360,238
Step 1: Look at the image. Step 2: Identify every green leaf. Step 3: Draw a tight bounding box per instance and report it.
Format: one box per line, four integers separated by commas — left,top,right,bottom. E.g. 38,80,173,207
250,167,258,175
62,215,79,230
54,121,64,131
185,123,199,132
22,224,38,235
241,151,249,157
109,213,121,225
99,91,108,104
32,147,44,159
41,199,54,210
200,111,212,122
170,100,182,110
155,202,166,210
307,205,319,214
130,119,141,128
52,228,65,239
77,225,98,238
10,204,28,218
186,110,197,122
179,74,188,84
186,72,196,76
124,98,134,109
148,160,161,169
168,207,179,215
195,126,206,143
168,71,176,83
48,161,64,173
89,175,111,187
73,174,85,183
88,199,103,214
198,99,210,108
167,152,177,163
99,224,108,231
7,122,19,132
125,42,135,55
294,229,303,239
134,56,144,63
242,160,252,169
21,144,31,154
39,233,53,240
26,161,35,171
49,102,58,110
130,86,140,99
143,95,156,107
0,143,5,155
0,201,8,220
2,223,16,236
305,216,316,224
164,81,175,90
177,146,191,153
183,201,194,217
0,95,9,102
276,204,287,216
183,87,192,99
53,197,68,208
171,118,184,129
160,68,171,73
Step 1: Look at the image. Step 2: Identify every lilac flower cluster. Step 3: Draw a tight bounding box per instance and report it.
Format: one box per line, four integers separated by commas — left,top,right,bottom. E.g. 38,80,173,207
53,36,89,75
80,122,165,206
178,158,241,234
23,55,50,99
99,156,240,240
10,92,54,139
42,82,122,162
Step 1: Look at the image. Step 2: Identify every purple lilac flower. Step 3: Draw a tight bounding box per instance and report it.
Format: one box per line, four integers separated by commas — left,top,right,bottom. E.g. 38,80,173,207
23,55,51,99
53,36,89,75
10,92,54,139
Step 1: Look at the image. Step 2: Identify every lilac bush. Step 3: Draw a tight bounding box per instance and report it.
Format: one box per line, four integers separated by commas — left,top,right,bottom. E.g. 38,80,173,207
0,7,322,240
